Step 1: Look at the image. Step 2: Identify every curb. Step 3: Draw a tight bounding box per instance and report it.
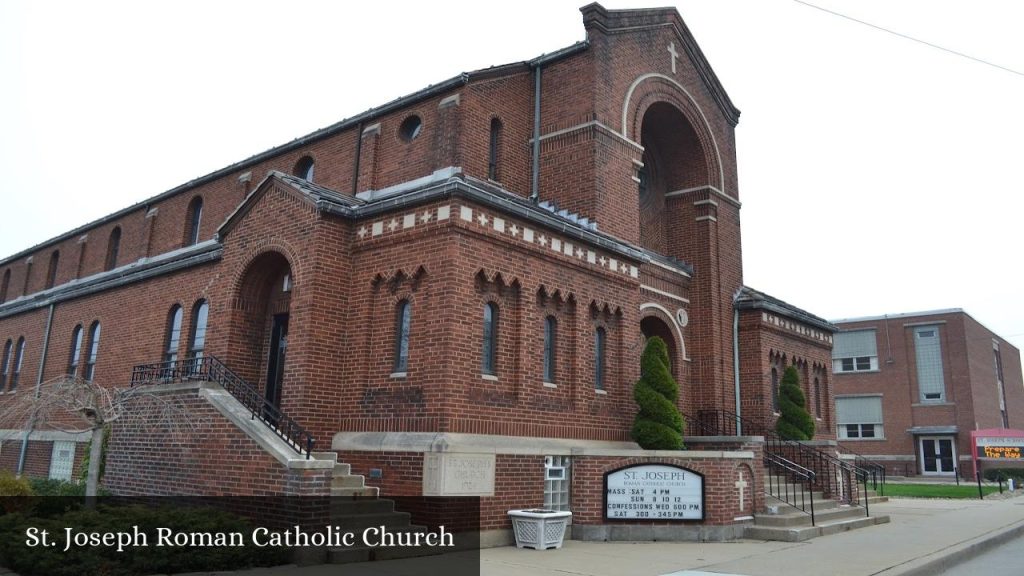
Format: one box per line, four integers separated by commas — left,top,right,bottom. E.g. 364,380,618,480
883,517,1024,576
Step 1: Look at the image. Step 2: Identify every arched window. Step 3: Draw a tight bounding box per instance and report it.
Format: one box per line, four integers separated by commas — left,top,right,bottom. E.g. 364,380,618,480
105,227,121,271
22,261,32,294
46,250,59,289
293,156,315,181
771,366,779,412
187,300,209,372
10,337,25,391
595,327,606,391
0,269,9,302
68,325,83,377
164,306,183,364
0,339,11,390
488,118,503,181
814,377,822,418
185,197,203,246
543,316,557,383
393,300,411,374
84,322,101,381
482,302,498,375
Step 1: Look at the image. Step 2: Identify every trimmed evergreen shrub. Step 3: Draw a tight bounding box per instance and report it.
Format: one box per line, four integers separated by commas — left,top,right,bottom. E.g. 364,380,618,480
0,472,33,496
632,337,684,450
775,366,815,441
983,468,1024,483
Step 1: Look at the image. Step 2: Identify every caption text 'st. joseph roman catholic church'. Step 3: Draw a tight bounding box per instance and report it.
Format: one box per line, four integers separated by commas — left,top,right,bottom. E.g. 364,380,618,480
0,4,844,541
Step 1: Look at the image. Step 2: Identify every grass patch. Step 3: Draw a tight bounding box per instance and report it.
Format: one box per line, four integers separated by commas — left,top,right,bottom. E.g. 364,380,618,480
880,482,1001,499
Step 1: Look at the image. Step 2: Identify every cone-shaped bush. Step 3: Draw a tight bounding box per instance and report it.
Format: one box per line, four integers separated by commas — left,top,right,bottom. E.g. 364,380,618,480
775,365,816,440
632,337,684,450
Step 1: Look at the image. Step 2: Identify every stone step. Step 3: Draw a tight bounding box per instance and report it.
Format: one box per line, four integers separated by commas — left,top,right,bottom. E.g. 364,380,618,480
331,497,395,515
766,494,839,512
331,486,380,497
745,513,891,542
754,504,867,527
330,511,413,532
332,474,368,488
311,451,339,463
333,462,351,476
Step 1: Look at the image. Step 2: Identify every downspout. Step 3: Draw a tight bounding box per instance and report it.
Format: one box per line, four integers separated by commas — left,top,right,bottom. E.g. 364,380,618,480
529,63,542,202
17,302,55,475
733,295,742,436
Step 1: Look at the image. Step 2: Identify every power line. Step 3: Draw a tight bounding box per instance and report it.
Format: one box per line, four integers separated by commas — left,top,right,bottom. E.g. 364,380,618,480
791,0,1024,78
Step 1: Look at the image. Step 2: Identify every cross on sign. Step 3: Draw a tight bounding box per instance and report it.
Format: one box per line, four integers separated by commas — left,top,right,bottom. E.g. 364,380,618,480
735,471,748,511
667,41,680,75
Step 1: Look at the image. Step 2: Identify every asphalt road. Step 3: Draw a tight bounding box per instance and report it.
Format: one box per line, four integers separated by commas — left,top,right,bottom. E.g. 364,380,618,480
939,534,1024,576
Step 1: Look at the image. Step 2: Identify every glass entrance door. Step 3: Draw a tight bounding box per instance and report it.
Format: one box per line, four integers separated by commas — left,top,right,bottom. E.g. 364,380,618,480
920,436,956,475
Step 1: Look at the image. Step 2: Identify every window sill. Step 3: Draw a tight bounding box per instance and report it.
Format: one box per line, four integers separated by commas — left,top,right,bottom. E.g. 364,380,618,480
912,401,951,407
389,372,407,379
481,374,498,382
839,437,886,441
834,369,880,375
595,389,607,395
543,382,557,389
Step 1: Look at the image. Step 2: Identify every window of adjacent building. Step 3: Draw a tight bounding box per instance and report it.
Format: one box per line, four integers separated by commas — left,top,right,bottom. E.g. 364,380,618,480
68,325,83,377
188,300,209,370
293,156,315,182
595,327,606,391
836,395,883,439
0,339,11,391
914,325,945,402
832,330,878,373
487,118,503,181
393,300,411,374
10,337,25,391
186,197,203,246
481,302,498,376
105,227,121,271
0,268,9,302
543,316,557,384
46,250,59,289
543,456,571,512
84,322,101,381
164,306,183,365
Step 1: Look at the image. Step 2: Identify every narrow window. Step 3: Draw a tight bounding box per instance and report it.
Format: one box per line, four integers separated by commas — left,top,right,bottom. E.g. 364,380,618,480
293,156,315,181
0,269,9,302
393,300,411,373
187,300,209,373
771,367,780,412
543,316,557,383
0,339,11,391
814,377,822,417
10,337,25,391
488,118,503,181
482,302,498,375
68,325,83,377
595,327,606,390
84,322,101,381
914,325,945,402
105,227,121,271
46,250,59,289
22,261,32,295
164,306,183,365
186,197,203,246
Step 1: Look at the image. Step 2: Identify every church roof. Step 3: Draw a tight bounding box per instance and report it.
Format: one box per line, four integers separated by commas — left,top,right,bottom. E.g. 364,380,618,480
735,286,837,333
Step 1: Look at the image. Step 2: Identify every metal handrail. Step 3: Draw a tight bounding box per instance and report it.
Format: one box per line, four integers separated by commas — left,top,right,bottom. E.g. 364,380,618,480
131,356,315,459
695,409,867,513
838,443,887,492
765,453,816,526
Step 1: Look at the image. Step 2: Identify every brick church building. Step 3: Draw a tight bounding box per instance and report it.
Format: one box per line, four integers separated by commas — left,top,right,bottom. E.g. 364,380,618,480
0,4,843,541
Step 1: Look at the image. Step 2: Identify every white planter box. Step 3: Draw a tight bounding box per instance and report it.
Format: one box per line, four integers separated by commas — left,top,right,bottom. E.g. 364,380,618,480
507,509,572,550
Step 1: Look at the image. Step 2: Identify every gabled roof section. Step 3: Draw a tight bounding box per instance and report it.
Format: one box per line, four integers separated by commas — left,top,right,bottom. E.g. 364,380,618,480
580,2,741,126
217,171,365,240
736,286,837,333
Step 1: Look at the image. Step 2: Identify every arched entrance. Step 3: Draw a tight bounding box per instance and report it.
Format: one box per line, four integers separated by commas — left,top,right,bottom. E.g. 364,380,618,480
641,315,678,379
230,251,292,409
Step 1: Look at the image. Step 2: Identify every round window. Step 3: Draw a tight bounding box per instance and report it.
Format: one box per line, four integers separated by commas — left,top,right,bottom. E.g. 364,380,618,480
399,115,423,142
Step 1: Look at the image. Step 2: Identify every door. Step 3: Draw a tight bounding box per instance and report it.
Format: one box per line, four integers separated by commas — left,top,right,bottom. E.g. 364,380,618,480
920,436,956,475
264,313,289,410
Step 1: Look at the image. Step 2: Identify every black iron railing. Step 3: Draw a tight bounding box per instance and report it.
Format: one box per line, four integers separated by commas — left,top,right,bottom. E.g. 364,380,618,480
838,443,887,493
131,356,315,459
765,453,816,525
694,409,868,515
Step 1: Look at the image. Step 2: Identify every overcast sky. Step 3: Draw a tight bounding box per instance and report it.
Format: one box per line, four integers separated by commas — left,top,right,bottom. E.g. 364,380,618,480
2,1,1022,351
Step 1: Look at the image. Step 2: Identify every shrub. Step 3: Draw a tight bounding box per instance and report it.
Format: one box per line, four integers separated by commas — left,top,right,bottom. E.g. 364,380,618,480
983,468,1024,483
775,366,815,441
0,472,33,496
632,337,684,450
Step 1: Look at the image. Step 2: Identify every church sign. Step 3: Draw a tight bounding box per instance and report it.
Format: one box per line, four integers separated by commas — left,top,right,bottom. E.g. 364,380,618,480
604,464,704,520
975,436,1024,459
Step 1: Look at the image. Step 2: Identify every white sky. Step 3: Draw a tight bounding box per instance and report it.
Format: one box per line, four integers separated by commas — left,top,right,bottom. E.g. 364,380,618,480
1,1,1022,351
